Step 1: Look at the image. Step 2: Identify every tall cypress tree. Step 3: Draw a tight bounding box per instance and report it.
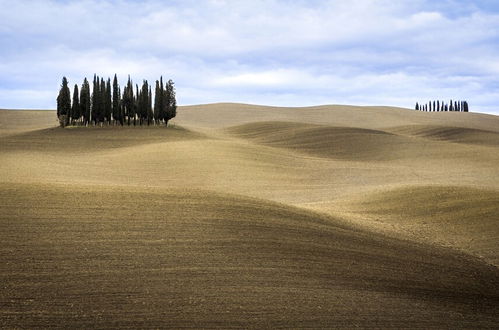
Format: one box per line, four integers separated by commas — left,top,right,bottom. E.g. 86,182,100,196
80,78,91,126
118,85,124,125
104,78,111,124
165,79,177,126
112,74,120,124
148,86,153,125
133,84,139,126
100,77,106,124
154,80,161,123
160,77,165,124
71,84,80,125
56,77,71,127
91,75,98,125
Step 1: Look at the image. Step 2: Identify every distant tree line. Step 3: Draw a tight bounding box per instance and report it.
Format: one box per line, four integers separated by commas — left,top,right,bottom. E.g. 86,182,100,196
415,100,469,112
56,74,176,127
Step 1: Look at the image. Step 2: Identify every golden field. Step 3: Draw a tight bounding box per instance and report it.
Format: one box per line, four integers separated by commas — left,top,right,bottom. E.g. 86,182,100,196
1,104,498,328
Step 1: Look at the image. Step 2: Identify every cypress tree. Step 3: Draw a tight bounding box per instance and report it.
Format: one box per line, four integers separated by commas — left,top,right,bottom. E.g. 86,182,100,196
154,80,160,123
80,78,91,126
118,85,124,125
56,77,71,127
71,84,80,125
123,76,131,125
160,77,165,124
165,79,177,126
146,85,151,125
138,80,148,124
112,74,120,124
105,78,112,124
134,84,139,125
449,100,453,111
415,102,419,110
100,77,106,124
91,75,99,125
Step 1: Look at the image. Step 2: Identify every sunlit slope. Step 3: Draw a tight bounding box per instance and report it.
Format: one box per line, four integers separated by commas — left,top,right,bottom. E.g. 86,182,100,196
178,103,499,131
1,183,498,328
227,121,419,161
319,185,499,266
1,123,498,205
0,109,56,137
3,104,499,132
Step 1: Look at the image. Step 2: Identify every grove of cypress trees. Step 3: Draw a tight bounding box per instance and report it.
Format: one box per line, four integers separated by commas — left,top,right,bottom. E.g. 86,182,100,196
57,74,177,127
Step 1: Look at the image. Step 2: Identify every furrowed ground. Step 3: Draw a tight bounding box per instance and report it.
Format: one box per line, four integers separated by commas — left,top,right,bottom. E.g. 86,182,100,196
1,104,498,327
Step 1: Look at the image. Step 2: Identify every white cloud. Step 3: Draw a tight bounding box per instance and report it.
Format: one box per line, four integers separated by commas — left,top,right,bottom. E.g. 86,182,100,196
0,0,498,114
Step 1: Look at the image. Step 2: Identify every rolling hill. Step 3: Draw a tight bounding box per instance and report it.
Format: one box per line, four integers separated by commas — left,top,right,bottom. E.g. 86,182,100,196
1,104,498,327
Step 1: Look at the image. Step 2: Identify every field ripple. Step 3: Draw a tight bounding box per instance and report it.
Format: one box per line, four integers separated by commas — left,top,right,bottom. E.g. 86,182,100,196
1,183,498,328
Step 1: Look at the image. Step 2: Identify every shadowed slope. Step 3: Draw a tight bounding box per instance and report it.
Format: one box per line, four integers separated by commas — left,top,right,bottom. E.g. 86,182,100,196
1,183,498,328
226,121,458,161
0,125,203,153
386,125,499,147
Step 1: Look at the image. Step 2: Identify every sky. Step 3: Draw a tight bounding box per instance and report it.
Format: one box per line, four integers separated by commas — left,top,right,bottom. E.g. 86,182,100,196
0,0,498,114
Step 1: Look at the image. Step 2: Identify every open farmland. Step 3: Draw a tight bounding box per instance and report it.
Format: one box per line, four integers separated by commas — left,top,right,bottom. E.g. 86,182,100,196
1,104,498,327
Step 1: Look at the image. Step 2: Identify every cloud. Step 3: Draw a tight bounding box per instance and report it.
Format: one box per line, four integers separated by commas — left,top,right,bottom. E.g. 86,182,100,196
0,0,498,114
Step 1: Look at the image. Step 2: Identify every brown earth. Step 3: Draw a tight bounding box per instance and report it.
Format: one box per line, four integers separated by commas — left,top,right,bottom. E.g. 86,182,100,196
1,104,498,328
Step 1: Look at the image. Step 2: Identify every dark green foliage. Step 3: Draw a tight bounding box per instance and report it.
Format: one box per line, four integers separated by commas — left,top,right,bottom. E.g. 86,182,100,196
57,74,177,127
80,78,91,126
165,79,177,126
148,86,153,125
134,84,139,126
154,80,161,123
91,75,99,124
122,76,133,125
71,84,80,124
112,74,121,124
100,78,106,123
105,78,112,124
138,80,149,124
416,99,470,113
56,77,71,127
